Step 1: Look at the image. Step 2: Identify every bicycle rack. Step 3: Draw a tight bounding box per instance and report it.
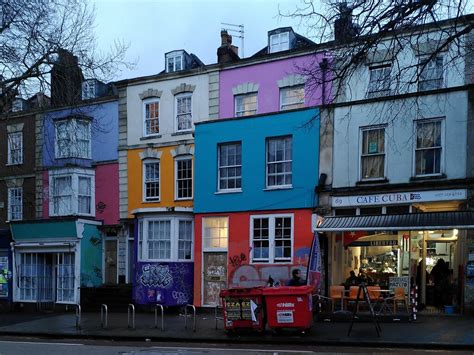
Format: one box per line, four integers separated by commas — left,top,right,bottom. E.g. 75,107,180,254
155,304,164,331
214,304,223,330
184,304,196,332
127,304,135,329
75,304,81,330
101,304,108,329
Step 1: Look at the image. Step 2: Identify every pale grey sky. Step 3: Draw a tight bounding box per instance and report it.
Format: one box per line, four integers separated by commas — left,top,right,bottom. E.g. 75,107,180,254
92,0,307,81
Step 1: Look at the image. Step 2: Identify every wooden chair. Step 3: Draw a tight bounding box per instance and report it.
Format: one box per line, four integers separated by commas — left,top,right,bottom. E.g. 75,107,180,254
392,287,410,315
329,285,345,312
344,286,360,311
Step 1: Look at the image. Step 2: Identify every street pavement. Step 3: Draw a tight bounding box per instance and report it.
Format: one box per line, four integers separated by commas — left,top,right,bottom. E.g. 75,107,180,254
0,309,472,350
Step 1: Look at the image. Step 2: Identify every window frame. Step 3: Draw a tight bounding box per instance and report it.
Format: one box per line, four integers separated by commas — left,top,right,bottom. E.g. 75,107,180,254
234,93,258,117
137,216,194,262
413,118,444,177
143,98,160,137
359,126,386,181
269,32,290,53
166,53,183,73
266,135,293,189
54,118,91,159
175,92,193,132
143,159,160,202
367,64,392,98
418,55,444,91
7,131,23,165
174,156,193,200
49,168,95,217
7,186,22,221
202,216,229,252
250,214,294,264
279,85,305,111
217,142,242,193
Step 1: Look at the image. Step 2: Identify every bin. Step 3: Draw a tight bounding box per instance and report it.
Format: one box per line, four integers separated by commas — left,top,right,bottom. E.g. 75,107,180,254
219,287,265,332
262,285,314,331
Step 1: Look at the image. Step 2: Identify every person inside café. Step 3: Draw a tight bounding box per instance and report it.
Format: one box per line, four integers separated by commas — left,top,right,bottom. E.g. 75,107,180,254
358,268,374,285
345,270,359,288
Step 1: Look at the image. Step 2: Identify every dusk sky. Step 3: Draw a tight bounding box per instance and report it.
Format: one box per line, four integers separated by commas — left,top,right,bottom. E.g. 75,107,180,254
92,0,308,80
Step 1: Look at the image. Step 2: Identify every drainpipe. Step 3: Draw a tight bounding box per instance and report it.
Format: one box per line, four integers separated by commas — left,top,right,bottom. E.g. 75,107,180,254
319,58,328,106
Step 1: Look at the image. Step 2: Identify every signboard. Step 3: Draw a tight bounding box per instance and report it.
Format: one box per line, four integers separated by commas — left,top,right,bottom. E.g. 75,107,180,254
332,189,467,207
0,256,9,298
350,240,398,247
389,276,410,294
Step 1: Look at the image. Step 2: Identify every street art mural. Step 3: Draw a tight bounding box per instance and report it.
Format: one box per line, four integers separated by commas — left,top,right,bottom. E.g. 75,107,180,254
134,262,193,306
228,247,310,287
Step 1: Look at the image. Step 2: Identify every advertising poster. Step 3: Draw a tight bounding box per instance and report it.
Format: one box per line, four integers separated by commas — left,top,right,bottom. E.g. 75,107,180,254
0,256,9,298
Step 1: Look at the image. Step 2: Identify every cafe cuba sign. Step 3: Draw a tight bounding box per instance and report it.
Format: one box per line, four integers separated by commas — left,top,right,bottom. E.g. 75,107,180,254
332,189,467,207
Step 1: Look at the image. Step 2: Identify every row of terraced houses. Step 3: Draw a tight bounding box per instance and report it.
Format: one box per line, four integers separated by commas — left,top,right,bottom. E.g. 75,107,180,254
2,15,474,314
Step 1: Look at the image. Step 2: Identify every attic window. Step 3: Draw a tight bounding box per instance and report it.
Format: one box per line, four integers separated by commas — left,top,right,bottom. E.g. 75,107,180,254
166,53,183,72
12,98,26,112
269,32,289,53
82,80,96,100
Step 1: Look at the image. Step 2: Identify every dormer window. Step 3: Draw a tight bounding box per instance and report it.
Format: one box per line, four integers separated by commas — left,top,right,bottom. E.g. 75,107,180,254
166,51,184,73
82,80,96,100
12,98,26,112
270,32,289,53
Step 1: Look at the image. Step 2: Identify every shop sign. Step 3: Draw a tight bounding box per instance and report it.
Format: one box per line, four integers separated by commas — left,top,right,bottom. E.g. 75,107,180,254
332,189,467,207
389,276,410,294
350,240,398,247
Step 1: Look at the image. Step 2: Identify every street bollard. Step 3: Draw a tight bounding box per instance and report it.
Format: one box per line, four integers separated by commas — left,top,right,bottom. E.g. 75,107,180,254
75,304,81,330
184,304,196,332
155,304,164,331
101,304,108,329
128,304,135,329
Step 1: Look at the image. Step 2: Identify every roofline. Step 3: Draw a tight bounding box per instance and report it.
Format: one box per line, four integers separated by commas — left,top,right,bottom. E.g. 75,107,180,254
194,106,319,126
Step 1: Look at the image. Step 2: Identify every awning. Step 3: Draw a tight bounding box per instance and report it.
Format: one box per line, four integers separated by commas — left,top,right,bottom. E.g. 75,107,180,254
316,211,474,232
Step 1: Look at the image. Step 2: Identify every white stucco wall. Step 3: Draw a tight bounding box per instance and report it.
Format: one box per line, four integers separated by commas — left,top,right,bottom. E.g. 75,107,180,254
333,91,468,188
126,73,209,146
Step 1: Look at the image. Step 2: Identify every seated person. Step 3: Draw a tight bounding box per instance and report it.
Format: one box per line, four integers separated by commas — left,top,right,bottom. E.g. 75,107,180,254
345,270,359,289
287,269,306,286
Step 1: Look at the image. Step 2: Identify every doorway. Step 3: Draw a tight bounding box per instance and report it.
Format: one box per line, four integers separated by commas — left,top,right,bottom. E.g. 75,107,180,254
202,252,227,306
104,239,118,285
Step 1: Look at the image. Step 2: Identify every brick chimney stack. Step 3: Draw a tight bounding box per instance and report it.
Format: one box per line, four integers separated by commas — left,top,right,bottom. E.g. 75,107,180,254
217,30,240,64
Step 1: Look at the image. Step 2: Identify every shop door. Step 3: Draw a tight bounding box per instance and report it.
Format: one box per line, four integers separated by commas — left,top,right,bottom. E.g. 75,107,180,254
105,240,118,284
202,252,227,306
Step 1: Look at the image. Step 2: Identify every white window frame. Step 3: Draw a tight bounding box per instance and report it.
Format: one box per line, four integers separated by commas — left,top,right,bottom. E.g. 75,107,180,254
166,53,183,72
175,93,193,132
250,214,293,264
418,55,444,91
269,32,290,53
143,98,160,137
202,217,229,252
266,136,292,189
367,64,392,98
81,80,96,100
49,168,95,217
235,93,257,117
7,131,23,165
218,142,242,193
143,159,160,202
54,118,91,159
137,216,194,262
175,156,193,200
7,187,22,221
359,126,386,181
280,85,305,111
56,252,75,303
413,118,444,177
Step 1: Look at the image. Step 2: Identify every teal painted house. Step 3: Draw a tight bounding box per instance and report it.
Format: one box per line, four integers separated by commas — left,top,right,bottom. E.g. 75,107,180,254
10,219,102,304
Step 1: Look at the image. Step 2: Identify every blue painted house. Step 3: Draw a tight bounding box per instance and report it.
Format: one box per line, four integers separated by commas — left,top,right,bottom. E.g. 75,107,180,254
10,81,124,306
193,108,320,306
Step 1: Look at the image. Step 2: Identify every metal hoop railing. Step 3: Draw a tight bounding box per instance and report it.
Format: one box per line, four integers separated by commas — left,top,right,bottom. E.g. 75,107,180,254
155,304,164,331
101,304,108,329
184,304,196,332
127,304,135,329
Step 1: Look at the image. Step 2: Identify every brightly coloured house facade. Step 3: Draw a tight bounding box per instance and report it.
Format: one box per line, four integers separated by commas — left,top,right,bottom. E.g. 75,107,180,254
10,95,120,305
118,50,217,306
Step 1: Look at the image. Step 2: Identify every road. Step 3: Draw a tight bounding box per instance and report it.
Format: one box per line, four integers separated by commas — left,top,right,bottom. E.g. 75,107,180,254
0,337,472,355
